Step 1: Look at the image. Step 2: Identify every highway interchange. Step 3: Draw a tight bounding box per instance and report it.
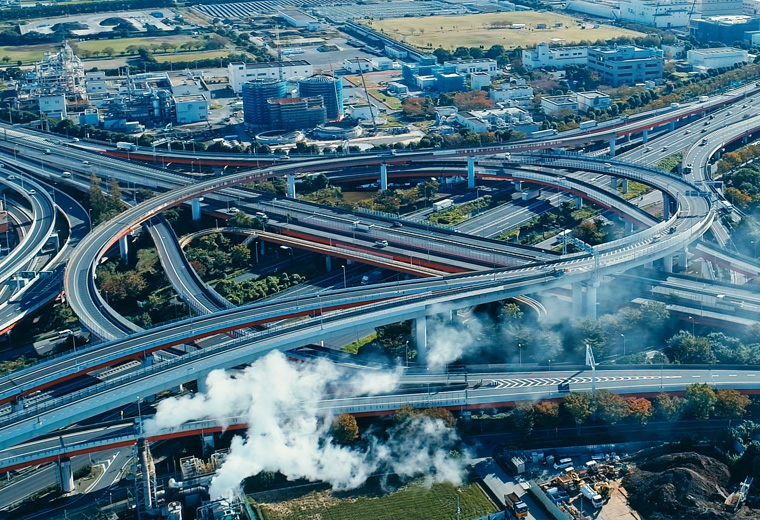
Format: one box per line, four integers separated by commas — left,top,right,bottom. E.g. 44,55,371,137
0,83,758,496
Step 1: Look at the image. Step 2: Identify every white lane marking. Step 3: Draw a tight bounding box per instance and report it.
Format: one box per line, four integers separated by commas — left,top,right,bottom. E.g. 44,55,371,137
488,374,681,389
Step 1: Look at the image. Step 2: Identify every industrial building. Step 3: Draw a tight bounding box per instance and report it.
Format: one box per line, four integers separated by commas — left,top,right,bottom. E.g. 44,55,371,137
242,78,288,128
693,0,743,17
490,79,534,108
690,15,760,44
402,63,466,92
687,47,749,71
19,42,86,104
541,95,579,115
565,0,691,27
443,58,498,76
587,46,663,87
267,96,326,131
298,74,344,120
278,8,325,31
227,60,313,94
521,43,589,70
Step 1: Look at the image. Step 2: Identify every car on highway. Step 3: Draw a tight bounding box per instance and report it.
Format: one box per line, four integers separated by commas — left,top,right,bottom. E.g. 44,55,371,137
62,171,71,178
28,188,35,195
82,160,90,165
645,146,652,152
662,146,668,151
685,129,691,134
71,137,79,142
374,240,389,248
7,175,15,180
391,221,403,228
229,207,240,213
44,149,51,154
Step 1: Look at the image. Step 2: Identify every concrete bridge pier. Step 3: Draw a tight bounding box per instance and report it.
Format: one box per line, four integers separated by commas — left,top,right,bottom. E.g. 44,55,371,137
414,315,427,366
609,176,618,190
621,178,629,194
678,247,688,269
467,156,475,189
191,198,201,221
118,234,130,261
380,163,388,191
609,138,616,157
196,371,211,394
642,129,649,143
572,282,584,316
663,254,673,273
286,174,297,199
325,255,332,271
513,181,522,191
58,459,74,493
663,194,672,219
584,282,599,318
575,196,583,209
669,121,675,132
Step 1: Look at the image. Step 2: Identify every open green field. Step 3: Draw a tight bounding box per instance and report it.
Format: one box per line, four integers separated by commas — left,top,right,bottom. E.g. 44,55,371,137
0,44,53,63
364,12,644,50
154,49,232,63
77,35,204,55
255,481,497,520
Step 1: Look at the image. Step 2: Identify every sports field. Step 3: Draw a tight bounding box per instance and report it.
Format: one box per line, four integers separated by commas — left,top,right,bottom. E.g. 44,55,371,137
365,12,644,50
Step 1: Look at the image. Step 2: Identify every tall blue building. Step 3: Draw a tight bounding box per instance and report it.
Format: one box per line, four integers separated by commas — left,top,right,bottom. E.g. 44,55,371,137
298,74,343,120
242,78,287,128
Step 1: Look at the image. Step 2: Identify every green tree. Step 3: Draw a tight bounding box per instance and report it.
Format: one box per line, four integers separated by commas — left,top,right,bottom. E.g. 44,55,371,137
102,46,115,57
665,331,717,364
685,383,717,420
87,173,108,222
500,302,523,322
511,401,535,437
375,320,412,359
715,389,751,419
563,393,593,429
655,392,685,422
107,177,125,216
230,244,250,267
331,413,359,445
593,389,629,424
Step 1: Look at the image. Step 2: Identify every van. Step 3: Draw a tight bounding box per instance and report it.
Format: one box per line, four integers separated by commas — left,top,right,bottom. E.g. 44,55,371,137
255,211,269,222
360,276,370,285
57,329,72,338
553,458,573,470
62,171,71,178
44,149,51,155
374,240,388,248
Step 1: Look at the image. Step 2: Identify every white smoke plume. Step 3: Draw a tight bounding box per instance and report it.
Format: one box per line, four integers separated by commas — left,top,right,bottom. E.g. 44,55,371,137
426,313,485,369
145,351,465,499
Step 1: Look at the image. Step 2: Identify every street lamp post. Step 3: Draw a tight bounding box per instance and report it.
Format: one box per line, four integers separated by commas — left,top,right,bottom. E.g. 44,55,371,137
342,265,346,289
689,316,694,336
518,343,522,369
620,333,626,357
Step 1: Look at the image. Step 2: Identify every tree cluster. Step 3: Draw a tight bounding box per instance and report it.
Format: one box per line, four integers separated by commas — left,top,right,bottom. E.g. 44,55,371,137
87,174,126,224
215,272,305,306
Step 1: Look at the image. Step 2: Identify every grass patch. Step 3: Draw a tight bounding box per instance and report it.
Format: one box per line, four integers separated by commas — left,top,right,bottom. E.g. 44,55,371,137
368,90,402,110
363,12,643,50
154,50,234,63
0,44,55,63
427,196,492,225
655,152,683,173
622,180,653,200
0,357,32,377
255,480,497,520
342,333,376,354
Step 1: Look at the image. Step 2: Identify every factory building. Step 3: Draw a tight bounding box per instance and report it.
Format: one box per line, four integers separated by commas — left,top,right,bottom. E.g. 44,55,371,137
242,78,288,128
267,96,327,131
298,74,344,120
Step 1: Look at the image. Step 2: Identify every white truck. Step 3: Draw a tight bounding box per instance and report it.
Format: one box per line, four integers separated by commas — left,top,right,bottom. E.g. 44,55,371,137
353,222,373,232
581,484,604,509
116,142,138,151
432,199,453,212
579,120,597,130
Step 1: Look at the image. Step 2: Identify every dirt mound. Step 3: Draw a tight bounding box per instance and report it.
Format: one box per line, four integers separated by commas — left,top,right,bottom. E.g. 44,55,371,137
623,452,740,520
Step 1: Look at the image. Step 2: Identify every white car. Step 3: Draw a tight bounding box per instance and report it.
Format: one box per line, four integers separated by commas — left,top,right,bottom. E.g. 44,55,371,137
229,207,240,214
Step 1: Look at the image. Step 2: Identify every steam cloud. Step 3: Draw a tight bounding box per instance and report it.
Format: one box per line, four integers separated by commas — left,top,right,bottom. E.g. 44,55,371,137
426,314,485,369
145,352,465,498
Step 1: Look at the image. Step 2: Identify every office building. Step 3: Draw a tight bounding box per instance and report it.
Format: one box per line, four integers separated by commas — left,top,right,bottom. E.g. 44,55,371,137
690,15,760,44
490,79,534,108
443,58,498,76
242,78,288,128
267,96,326,131
587,46,663,87
298,74,343,120
522,43,588,70
434,72,466,92
471,72,492,90
687,47,749,70
227,61,313,94
576,91,612,113
174,94,209,124
541,95,578,115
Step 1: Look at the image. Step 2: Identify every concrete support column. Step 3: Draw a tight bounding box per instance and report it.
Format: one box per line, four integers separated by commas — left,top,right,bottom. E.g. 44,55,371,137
286,174,296,199
609,176,618,190
645,260,654,269
663,194,671,219
513,181,522,191
609,138,616,157
380,163,388,191
11,398,23,413
668,121,675,132
625,220,634,234
325,255,332,272
621,178,629,194
625,133,632,142
679,247,688,269
467,156,475,189
118,234,129,261
575,196,583,209
196,371,211,394
584,283,598,318
642,129,649,143
141,354,154,368
261,240,266,256
58,459,74,493
414,316,427,366
191,198,201,221
572,282,584,316
202,433,215,451
714,150,721,160
663,255,673,273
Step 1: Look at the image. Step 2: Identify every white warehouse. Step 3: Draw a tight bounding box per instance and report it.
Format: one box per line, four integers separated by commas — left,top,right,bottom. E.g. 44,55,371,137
687,47,748,71
521,43,588,69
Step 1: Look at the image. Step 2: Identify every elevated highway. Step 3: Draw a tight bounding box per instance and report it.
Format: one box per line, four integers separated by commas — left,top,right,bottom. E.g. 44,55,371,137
0,365,759,472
